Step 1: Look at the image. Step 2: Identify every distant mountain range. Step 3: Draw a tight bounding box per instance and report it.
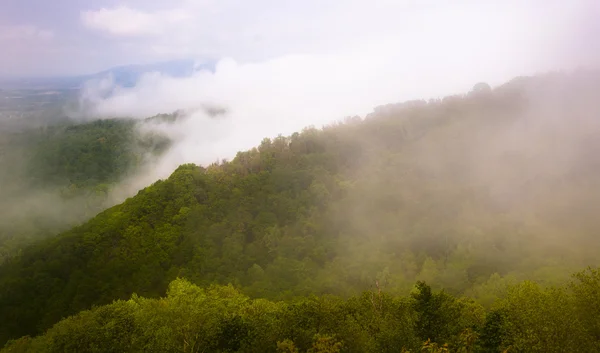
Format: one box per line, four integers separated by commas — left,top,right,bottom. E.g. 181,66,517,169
0,59,215,90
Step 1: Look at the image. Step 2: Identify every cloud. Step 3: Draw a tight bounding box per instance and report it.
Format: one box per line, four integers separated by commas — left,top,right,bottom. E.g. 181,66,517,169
75,0,599,199
81,6,191,36
80,44,551,187
2,0,595,76
78,1,593,67
0,25,54,41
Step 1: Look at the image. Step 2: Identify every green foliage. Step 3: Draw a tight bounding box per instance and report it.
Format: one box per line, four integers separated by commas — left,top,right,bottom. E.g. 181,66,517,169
483,281,593,352
4,273,600,352
411,282,483,347
421,339,450,353
27,119,146,188
0,118,171,263
278,340,300,353
0,280,443,352
307,334,343,353
570,267,600,349
0,280,356,352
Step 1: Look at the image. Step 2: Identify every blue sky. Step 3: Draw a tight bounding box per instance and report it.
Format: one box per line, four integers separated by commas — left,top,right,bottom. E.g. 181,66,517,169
1,0,598,77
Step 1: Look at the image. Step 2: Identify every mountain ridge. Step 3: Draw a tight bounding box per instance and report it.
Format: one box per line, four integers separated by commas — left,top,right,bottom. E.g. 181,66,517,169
0,59,216,90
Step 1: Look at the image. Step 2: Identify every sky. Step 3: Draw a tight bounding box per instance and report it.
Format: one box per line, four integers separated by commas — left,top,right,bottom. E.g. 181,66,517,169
1,0,598,77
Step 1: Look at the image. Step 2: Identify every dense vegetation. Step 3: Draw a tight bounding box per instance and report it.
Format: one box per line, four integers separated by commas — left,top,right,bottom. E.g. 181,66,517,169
3,268,600,352
0,118,170,262
26,119,170,190
2,71,600,351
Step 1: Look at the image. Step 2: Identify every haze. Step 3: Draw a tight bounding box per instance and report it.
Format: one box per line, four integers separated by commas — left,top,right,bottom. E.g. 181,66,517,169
71,1,595,187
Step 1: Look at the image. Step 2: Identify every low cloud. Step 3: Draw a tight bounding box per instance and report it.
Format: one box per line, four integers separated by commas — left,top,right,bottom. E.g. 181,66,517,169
77,0,598,193
80,59,533,190
78,1,588,63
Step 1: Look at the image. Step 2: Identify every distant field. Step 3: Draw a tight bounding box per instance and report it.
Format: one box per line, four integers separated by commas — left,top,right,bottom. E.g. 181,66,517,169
0,88,79,130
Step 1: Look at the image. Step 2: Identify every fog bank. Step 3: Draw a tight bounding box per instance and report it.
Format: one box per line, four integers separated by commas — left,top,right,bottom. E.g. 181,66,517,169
79,0,598,195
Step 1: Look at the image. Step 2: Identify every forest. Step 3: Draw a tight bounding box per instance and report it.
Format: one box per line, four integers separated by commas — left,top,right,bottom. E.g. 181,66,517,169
3,268,600,352
1,71,600,351
0,117,171,262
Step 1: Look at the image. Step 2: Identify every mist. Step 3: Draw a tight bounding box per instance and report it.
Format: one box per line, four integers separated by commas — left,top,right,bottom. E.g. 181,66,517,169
78,0,591,192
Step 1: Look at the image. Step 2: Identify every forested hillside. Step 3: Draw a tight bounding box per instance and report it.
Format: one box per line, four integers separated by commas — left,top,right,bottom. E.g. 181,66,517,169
4,268,600,352
0,118,171,262
2,71,600,351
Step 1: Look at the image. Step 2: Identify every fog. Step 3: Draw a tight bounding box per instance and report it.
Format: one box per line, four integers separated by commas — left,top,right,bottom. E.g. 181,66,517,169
78,0,598,196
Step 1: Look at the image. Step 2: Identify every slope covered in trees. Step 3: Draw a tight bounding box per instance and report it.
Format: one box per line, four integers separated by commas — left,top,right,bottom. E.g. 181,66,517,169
3,268,600,352
2,71,600,349
0,118,171,262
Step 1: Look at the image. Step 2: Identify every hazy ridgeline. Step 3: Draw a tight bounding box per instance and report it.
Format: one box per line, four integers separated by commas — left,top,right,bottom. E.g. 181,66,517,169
0,114,172,263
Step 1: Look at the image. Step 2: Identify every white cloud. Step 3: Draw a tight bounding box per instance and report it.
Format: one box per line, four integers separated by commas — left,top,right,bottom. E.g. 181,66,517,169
81,5,192,36
81,38,554,186
78,0,590,65
75,0,597,197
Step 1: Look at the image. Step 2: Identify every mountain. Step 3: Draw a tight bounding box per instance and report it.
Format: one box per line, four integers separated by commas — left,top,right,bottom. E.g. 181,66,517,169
0,117,172,264
1,72,600,350
0,59,215,90
87,59,214,88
